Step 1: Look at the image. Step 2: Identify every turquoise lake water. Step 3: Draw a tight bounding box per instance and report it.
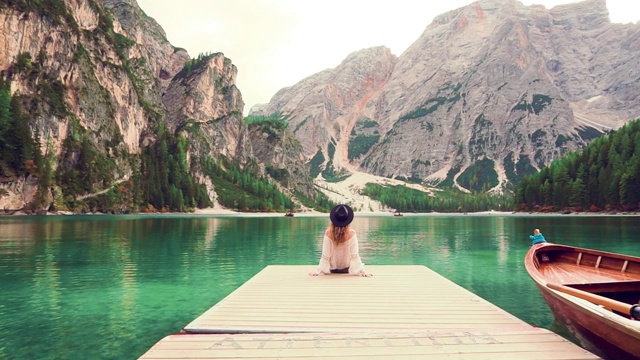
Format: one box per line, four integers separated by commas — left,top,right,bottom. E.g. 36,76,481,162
0,214,639,359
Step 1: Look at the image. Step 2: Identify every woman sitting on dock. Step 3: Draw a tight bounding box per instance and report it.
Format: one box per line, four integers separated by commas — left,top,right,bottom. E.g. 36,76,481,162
309,204,372,277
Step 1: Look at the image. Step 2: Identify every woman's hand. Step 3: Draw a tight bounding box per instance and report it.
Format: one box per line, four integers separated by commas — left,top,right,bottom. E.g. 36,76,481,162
359,270,372,277
308,271,323,276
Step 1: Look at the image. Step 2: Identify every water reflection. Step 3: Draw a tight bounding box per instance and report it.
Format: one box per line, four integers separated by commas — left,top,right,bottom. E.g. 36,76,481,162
0,215,639,359
204,218,220,250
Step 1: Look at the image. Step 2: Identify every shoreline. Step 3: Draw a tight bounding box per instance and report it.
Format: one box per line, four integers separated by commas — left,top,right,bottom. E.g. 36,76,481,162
2,207,639,217
192,208,640,217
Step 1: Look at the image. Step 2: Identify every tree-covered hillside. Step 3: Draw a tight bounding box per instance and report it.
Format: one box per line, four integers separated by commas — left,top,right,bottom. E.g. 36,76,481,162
515,119,640,212
362,183,515,213
0,78,310,214
0,79,42,180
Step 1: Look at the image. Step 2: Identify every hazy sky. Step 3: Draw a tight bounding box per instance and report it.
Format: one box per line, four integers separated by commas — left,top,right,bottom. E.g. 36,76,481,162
135,0,639,114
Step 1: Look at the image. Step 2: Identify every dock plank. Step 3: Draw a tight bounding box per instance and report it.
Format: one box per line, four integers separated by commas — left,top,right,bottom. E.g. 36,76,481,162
183,265,526,334
140,330,599,359
139,265,601,359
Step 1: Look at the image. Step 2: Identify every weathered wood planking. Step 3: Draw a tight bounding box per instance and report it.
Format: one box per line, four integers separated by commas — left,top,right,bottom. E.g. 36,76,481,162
183,265,528,333
139,265,601,359
539,261,639,284
140,330,599,359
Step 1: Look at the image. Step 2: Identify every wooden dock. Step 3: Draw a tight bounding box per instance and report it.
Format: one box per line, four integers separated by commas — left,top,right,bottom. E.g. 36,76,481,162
139,265,600,359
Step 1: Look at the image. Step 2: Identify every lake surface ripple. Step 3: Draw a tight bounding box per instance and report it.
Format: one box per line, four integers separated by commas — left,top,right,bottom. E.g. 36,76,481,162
1,214,638,359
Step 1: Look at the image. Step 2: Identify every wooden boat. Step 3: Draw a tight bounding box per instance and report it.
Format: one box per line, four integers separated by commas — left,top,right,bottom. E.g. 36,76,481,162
393,212,403,217
284,212,294,217
525,242,640,359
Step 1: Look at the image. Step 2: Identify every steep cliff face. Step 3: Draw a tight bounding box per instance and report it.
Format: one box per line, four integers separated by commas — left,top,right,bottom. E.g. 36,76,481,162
101,0,188,94
163,53,250,162
0,0,251,212
258,46,397,167
253,0,640,192
248,124,315,199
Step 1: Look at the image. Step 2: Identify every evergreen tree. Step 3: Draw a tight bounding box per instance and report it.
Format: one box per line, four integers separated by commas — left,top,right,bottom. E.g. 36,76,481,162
619,154,640,209
0,81,12,172
569,178,585,208
541,179,552,206
514,118,640,211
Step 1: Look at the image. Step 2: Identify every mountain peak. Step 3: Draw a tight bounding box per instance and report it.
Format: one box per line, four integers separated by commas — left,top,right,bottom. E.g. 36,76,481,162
432,0,520,26
340,46,395,64
549,0,609,30
255,0,640,193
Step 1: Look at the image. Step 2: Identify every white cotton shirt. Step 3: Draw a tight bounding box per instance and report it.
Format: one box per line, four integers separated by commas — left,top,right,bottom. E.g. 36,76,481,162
316,232,365,275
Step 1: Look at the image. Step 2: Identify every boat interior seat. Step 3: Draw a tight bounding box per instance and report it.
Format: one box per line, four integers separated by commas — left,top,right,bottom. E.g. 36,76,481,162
565,281,640,305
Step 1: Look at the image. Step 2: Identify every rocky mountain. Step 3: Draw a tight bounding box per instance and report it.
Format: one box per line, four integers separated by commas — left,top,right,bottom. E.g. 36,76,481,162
0,0,316,213
3,0,639,214
252,0,640,193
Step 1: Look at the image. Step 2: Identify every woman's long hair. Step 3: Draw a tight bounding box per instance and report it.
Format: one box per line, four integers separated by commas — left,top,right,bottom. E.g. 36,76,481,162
330,223,350,244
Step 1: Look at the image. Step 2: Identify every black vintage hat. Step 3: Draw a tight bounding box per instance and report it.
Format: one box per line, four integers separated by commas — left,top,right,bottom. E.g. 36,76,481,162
330,204,354,227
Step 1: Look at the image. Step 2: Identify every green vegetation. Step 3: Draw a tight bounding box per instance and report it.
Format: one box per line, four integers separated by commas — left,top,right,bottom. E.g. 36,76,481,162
531,129,546,145
578,126,604,142
139,123,211,212
0,4,316,215
358,119,378,129
399,96,454,121
200,156,294,212
0,78,296,213
348,118,380,160
293,190,336,213
395,174,424,184
321,142,350,182
407,159,431,183
245,114,287,139
321,165,350,183
438,166,461,189
457,158,499,192
114,33,136,55
515,118,640,212
175,52,221,80
84,1,128,59
64,0,159,120
468,113,494,156
55,117,118,206
34,138,55,209
362,183,515,213
125,57,158,118
72,45,89,64
398,83,461,122
556,134,569,147
15,52,33,72
0,79,43,179
504,153,537,185
0,0,76,27
309,149,324,179
294,115,310,133
81,179,137,214
12,51,69,117
52,118,212,214
511,94,553,115
39,79,68,117
265,163,290,186
348,133,380,160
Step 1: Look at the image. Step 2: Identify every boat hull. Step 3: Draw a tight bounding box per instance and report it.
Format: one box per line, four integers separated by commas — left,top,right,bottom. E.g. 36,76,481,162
535,282,640,359
525,243,640,360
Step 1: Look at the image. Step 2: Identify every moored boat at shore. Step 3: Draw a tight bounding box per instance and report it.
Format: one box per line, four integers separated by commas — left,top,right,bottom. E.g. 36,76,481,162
525,242,640,359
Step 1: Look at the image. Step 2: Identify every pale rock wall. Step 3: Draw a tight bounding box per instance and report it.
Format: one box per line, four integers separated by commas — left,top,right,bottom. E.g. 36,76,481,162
253,0,640,191
0,0,253,210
